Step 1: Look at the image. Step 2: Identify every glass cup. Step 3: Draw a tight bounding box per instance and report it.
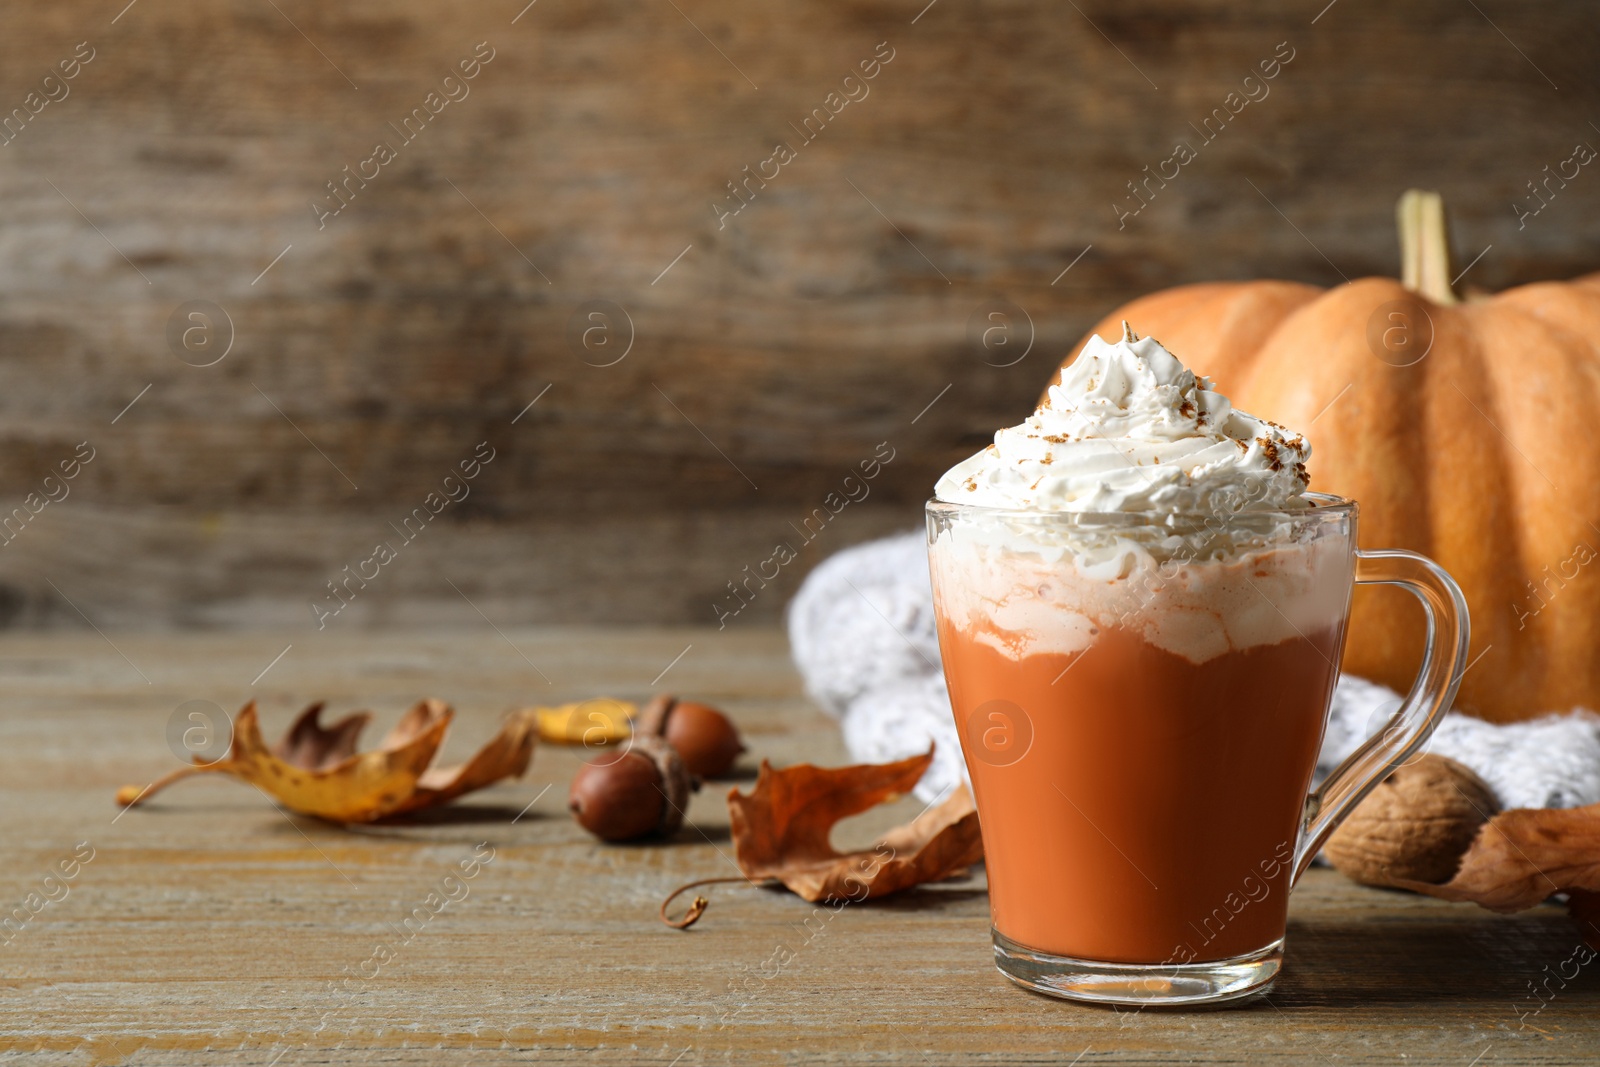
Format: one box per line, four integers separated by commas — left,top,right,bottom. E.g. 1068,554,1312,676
926,492,1469,1007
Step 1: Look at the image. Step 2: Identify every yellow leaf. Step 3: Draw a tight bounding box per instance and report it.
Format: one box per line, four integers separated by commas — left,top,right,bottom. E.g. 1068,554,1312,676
534,697,636,745
115,700,538,823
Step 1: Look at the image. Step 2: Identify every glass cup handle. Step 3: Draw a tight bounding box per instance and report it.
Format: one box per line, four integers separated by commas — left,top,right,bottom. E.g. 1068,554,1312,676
1291,548,1472,884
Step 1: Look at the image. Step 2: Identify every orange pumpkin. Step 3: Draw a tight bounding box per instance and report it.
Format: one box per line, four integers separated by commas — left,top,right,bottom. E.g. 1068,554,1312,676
1053,191,1600,724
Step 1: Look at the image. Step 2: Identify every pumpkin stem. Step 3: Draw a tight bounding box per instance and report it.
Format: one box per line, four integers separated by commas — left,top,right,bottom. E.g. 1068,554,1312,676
1397,189,1459,306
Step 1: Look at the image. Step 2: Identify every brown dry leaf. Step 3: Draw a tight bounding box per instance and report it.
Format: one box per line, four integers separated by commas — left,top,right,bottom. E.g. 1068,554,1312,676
1392,801,1600,918
727,747,983,903
534,698,635,745
398,705,538,814
271,702,372,770
115,700,537,823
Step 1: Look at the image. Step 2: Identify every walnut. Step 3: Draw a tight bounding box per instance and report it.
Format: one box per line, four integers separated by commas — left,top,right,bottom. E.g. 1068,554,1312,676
1325,754,1499,887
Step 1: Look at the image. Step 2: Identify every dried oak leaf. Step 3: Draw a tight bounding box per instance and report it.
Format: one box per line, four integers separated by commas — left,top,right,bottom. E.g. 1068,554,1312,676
728,747,983,903
115,699,537,823
395,701,539,814
533,697,636,745
272,702,371,769
1391,801,1600,923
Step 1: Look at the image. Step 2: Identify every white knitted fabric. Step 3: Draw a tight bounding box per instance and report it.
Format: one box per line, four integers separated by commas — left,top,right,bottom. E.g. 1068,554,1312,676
787,530,1600,811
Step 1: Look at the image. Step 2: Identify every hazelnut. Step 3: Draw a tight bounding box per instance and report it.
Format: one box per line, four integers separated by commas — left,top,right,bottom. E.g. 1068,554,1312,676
1325,753,1498,886
568,734,693,842
637,694,746,778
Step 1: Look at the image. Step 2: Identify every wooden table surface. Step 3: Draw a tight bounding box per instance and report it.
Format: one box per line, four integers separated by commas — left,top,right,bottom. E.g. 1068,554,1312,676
1,627,1595,1065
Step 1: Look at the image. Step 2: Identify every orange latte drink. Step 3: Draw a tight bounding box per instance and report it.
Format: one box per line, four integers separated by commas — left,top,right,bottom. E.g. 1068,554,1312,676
927,325,1468,1006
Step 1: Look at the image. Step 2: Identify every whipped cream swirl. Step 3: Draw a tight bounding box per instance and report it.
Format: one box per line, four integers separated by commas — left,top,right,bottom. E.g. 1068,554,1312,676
935,326,1310,514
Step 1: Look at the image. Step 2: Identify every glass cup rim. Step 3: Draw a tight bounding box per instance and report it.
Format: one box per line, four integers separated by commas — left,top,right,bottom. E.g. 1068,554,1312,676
925,490,1356,526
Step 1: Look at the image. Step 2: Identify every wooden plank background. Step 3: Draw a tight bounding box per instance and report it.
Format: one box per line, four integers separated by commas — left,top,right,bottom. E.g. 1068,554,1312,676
2,628,1596,1064
0,1,1595,629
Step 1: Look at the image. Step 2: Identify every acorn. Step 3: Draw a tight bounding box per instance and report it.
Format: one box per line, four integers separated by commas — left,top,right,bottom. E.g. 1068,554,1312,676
636,694,746,778
568,733,693,842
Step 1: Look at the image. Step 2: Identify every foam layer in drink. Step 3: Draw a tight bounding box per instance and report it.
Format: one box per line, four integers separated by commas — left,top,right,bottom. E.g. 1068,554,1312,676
929,518,1352,665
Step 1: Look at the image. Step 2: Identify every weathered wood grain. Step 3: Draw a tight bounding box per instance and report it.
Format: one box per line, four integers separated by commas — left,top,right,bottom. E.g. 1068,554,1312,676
0,2,1596,626
0,628,1595,1064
